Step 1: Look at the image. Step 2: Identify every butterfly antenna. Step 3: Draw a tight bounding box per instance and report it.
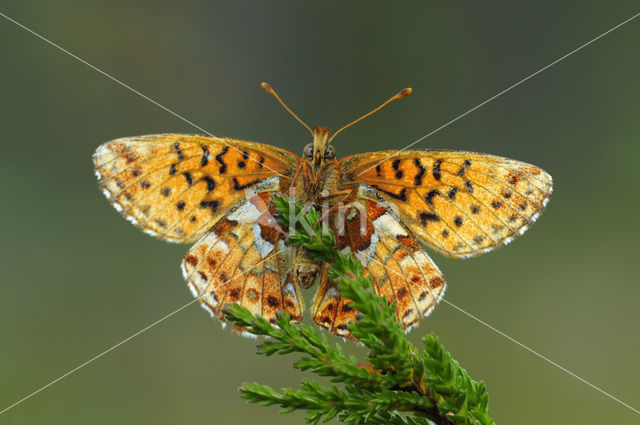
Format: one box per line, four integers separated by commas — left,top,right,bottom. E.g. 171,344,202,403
261,82,313,136
329,87,412,143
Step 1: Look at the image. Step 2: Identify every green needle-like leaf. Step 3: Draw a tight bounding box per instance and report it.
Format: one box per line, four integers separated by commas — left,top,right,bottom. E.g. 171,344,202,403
224,195,495,425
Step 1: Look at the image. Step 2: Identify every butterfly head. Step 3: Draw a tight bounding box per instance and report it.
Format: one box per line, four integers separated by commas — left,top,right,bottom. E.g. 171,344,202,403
303,126,335,169
261,81,411,170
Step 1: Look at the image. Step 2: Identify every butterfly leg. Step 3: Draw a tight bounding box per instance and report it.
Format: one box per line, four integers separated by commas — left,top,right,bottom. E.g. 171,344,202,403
285,160,309,199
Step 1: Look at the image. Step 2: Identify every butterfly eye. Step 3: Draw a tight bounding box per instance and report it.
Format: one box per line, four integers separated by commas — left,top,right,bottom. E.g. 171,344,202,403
324,145,336,160
303,143,314,159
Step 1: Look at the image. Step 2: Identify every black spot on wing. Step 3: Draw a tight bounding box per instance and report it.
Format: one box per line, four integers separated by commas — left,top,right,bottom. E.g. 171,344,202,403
200,176,216,192
413,159,426,186
465,180,473,193
233,177,260,191
201,145,209,167
200,200,219,213
456,160,471,176
173,142,184,160
182,172,193,185
419,212,440,225
215,146,229,174
425,190,440,205
372,185,407,202
432,159,442,181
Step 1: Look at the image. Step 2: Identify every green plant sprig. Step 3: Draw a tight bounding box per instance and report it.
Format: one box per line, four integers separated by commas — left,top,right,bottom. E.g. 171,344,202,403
224,194,495,425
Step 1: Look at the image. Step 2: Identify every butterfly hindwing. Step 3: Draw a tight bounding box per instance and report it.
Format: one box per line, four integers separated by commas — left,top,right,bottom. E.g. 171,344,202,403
313,194,447,338
312,271,356,339
181,191,303,334
341,150,552,258
94,134,297,243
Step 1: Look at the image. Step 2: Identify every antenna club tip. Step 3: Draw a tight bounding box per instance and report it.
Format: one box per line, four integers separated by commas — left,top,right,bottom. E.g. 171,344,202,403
398,87,413,97
260,82,274,93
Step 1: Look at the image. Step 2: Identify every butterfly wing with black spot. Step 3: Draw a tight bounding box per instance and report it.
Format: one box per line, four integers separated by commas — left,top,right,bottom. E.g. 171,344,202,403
341,150,552,258
312,194,446,338
181,191,303,334
94,134,298,243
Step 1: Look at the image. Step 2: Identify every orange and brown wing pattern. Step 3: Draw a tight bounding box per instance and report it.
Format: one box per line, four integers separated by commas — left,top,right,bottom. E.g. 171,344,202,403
93,134,297,243
312,271,353,338
341,150,552,258
313,197,446,338
181,192,303,335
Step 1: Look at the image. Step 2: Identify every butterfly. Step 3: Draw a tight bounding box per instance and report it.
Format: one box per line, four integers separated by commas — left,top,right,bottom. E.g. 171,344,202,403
94,83,552,339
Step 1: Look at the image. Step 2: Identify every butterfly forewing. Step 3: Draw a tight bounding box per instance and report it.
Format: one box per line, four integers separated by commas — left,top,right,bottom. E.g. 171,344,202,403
341,150,552,258
94,134,297,243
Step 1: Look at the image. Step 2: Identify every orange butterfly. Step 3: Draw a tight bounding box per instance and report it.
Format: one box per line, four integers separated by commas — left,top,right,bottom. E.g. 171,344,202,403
94,83,552,338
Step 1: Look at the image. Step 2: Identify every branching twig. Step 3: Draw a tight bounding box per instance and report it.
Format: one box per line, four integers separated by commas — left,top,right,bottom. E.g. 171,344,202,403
224,195,495,425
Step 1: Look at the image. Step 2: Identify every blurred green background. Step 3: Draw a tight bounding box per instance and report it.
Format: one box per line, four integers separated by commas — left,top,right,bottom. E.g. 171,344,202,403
1,1,639,424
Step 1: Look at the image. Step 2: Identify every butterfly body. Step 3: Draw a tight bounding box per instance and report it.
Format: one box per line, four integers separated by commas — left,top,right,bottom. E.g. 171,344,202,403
94,88,552,339
287,126,342,289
